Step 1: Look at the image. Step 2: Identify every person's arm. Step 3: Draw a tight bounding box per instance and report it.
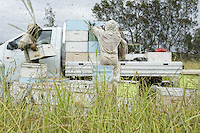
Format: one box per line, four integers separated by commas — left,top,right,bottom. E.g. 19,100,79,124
91,26,104,39
118,38,128,60
18,33,36,50
121,39,127,47
119,31,128,54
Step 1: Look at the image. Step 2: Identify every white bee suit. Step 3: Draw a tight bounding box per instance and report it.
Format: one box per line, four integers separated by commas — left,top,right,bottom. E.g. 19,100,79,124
91,20,127,85
18,22,41,63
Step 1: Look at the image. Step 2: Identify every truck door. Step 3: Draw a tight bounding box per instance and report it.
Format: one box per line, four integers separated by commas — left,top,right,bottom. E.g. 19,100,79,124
4,35,25,81
3,29,54,82
39,28,62,78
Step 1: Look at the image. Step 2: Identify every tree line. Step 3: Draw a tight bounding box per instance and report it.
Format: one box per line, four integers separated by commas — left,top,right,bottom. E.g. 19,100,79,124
92,0,199,57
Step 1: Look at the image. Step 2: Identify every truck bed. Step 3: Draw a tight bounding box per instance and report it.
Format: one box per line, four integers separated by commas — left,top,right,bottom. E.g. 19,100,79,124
65,61,183,77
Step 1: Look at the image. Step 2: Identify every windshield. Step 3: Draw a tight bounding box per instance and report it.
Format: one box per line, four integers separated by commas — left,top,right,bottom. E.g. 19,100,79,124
7,30,52,50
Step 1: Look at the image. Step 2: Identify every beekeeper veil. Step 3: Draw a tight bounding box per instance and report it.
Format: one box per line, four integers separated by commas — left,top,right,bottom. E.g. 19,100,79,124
27,22,42,39
105,20,119,33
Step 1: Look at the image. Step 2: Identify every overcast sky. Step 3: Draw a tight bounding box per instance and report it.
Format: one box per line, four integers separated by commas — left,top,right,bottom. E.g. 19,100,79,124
0,0,101,42
0,0,200,43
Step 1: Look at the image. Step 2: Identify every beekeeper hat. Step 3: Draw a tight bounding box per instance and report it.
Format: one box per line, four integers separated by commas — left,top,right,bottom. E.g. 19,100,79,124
105,20,119,32
27,22,42,39
27,21,36,30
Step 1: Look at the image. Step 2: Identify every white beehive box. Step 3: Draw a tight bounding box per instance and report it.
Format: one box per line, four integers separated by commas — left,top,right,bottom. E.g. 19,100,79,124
93,65,114,82
65,42,88,52
157,87,194,97
65,20,89,31
66,52,88,61
28,44,56,61
88,53,100,62
88,41,100,53
156,87,195,105
147,52,171,62
65,31,88,42
20,63,47,78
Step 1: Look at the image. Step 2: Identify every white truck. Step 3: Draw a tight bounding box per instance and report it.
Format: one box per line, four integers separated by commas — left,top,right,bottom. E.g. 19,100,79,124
0,20,183,85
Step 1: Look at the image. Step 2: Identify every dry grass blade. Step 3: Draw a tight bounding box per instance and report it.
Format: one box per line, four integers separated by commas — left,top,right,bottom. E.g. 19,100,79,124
21,0,35,21
172,114,200,128
84,20,90,27
27,0,35,20
8,23,25,32
0,100,22,132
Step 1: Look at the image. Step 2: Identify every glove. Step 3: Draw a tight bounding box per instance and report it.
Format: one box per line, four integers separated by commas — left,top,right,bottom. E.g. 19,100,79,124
30,44,38,51
100,25,105,30
89,21,95,27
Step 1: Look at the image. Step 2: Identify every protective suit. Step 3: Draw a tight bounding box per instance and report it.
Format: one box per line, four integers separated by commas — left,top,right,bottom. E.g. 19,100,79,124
91,20,127,85
18,22,42,62
118,31,127,60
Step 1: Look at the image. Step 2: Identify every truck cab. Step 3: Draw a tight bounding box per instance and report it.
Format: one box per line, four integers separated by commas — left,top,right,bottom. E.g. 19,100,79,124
0,27,63,82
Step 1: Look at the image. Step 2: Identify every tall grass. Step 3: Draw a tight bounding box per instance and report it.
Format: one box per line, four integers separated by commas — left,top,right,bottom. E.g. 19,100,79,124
0,79,199,132
2,0,199,132
183,60,200,70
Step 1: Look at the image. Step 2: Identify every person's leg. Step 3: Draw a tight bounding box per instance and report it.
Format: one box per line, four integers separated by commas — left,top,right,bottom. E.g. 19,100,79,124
113,62,120,94
100,53,119,101
24,49,31,63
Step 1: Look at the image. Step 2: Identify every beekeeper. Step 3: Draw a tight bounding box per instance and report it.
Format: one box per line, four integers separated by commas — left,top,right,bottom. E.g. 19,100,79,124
118,31,128,60
91,20,127,86
18,22,42,63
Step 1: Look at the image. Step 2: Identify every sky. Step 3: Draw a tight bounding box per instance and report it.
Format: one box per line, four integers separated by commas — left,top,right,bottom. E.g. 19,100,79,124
0,0,200,43
0,0,101,43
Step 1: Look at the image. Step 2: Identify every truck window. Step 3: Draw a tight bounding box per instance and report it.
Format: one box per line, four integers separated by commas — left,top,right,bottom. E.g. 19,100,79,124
7,30,52,50
7,36,22,50
37,30,52,45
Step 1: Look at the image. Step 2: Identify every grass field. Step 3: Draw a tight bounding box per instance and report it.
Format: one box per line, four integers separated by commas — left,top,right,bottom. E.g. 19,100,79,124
0,79,199,132
1,0,199,131
0,60,199,132
182,60,200,69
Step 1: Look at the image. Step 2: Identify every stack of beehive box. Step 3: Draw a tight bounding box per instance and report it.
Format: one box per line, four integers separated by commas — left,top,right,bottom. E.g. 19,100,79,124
64,20,105,62
19,63,47,83
65,20,89,61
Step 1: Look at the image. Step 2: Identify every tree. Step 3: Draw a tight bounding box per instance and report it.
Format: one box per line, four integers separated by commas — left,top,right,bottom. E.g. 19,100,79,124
192,28,200,56
44,3,57,27
161,0,198,52
92,0,199,53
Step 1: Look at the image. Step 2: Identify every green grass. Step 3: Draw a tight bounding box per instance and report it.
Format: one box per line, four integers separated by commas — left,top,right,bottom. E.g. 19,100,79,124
162,74,199,89
117,82,139,97
183,60,200,70
0,79,199,132
179,74,200,89
162,60,200,89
